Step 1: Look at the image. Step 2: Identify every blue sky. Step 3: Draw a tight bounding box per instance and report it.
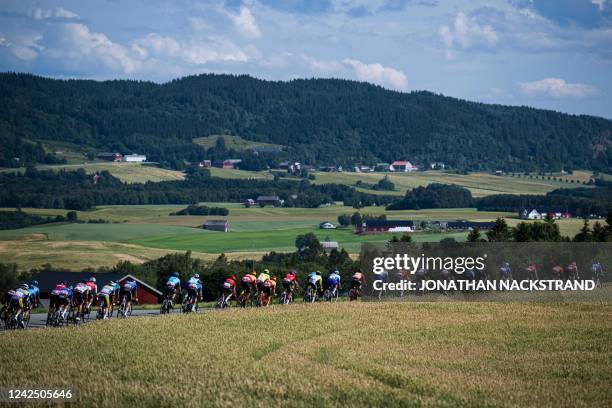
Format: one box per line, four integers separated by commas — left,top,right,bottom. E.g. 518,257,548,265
1,0,611,118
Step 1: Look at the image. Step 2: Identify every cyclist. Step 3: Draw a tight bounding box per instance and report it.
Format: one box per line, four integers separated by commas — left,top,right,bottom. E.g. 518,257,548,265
222,275,238,301
49,281,68,314
351,271,364,292
165,272,182,305
591,261,605,287
281,270,299,300
10,284,30,328
119,279,138,316
500,262,513,282
72,280,91,320
257,269,271,295
526,263,538,280
56,284,73,320
567,261,579,281
84,277,98,312
28,280,41,309
326,270,341,297
98,282,116,319
306,271,323,297
552,264,564,280
261,276,277,306
241,271,258,300
186,274,203,312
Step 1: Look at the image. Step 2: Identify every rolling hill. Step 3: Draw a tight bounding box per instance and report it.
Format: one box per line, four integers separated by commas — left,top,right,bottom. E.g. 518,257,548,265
1,73,610,171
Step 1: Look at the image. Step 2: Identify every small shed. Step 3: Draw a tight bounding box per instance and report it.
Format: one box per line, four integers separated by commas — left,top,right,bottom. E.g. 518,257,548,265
321,241,339,252
204,219,229,232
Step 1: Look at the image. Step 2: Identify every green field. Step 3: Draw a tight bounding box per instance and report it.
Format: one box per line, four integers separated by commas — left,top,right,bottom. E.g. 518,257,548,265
1,301,610,407
193,134,284,151
312,170,593,197
0,205,588,270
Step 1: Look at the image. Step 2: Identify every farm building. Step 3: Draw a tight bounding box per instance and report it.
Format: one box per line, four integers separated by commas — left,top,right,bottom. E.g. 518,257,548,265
389,161,417,172
319,221,336,229
191,160,211,168
257,195,283,207
358,220,415,233
243,198,256,208
204,220,229,232
122,154,146,163
519,209,571,220
97,152,122,162
213,159,242,169
321,241,339,252
118,274,162,305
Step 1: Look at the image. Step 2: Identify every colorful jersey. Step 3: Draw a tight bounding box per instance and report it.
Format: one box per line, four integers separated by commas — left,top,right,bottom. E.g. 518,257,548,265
352,272,364,281
592,263,602,273
527,264,537,273
187,277,202,290
100,285,115,295
28,285,40,300
257,273,270,283
264,279,276,290
308,273,322,285
58,287,73,299
12,288,28,300
73,282,90,294
242,274,256,284
327,273,341,286
85,281,98,293
122,280,137,292
284,273,297,282
224,278,237,289
166,276,181,289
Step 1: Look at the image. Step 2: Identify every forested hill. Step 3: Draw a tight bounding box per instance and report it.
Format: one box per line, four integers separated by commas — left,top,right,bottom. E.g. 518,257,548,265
1,72,610,172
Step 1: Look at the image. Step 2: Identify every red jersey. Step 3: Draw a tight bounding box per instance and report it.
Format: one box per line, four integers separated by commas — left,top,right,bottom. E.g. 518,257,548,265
284,273,297,282
242,274,256,284
225,277,237,288
86,281,98,293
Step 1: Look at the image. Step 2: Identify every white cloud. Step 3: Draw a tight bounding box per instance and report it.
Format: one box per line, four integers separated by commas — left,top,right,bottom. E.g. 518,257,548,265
303,56,345,75
31,7,79,20
44,23,140,73
228,6,261,39
132,33,251,65
518,78,598,98
438,12,498,59
0,34,43,61
342,58,409,90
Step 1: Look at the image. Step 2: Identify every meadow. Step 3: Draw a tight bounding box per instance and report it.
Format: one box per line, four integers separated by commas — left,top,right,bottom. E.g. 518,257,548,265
0,205,587,271
312,170,593,198
0,301,610,407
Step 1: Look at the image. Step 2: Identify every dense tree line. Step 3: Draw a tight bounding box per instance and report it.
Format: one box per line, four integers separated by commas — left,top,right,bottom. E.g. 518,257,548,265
0,167,395,210
1,73,610,171
170,205,229,216
0,210,67,230
386,183,474,210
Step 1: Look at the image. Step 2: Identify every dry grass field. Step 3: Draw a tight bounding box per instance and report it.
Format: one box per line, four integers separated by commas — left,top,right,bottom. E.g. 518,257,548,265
0,301,610,407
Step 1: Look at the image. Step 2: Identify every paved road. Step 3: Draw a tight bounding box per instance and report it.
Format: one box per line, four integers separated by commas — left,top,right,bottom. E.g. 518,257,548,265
2,307,202,331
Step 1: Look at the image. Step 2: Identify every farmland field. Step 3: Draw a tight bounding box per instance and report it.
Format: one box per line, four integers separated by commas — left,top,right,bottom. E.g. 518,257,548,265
193,134,284,151
312,170,593,197
1,162,185,183
1,301,610,407
0,205,587,270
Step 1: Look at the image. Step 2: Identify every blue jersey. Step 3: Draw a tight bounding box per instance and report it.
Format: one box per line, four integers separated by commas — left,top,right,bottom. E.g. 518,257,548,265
166,276,181,289
327,273,341,286
187,277,202,290
28,285,40,300
122,280,137,292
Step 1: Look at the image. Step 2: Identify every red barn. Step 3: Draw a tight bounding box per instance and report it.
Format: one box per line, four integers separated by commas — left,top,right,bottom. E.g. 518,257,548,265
118,274,162,305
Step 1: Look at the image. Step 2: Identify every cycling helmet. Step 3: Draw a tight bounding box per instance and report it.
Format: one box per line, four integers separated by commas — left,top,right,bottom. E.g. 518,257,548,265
60,280,67,285
334,270,339,275
263,269,270,274
89,277,96,283
109,280,115,285
20,283,29,289
31,280,39,286
290,270,297,276
231,275,237,280
194,274,200,279
172,272,179,277
316,271,321,276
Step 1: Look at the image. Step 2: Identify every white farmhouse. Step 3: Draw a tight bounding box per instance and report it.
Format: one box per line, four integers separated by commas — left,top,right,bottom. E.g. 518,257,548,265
122,154,147,163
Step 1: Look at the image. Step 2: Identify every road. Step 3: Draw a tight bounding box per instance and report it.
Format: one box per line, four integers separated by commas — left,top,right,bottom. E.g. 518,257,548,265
2,306,205,331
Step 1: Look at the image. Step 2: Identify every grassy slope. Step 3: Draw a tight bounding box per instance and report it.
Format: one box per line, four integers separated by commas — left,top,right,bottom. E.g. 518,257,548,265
193,134,284,151
312,171,592,197
1,301,610,407
1,163,185,183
